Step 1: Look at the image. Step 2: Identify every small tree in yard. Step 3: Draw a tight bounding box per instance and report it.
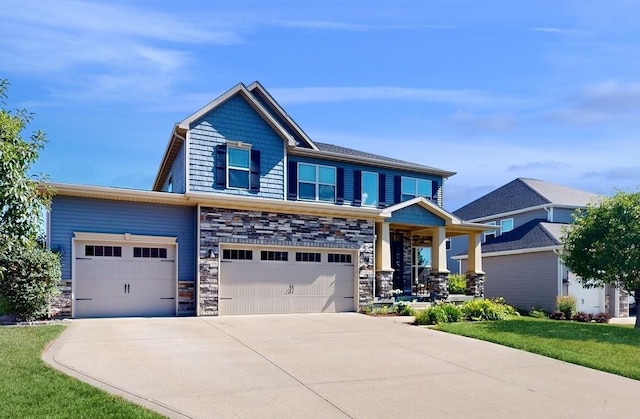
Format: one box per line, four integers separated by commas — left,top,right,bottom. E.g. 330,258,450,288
560,192,640,329
0,79,60,321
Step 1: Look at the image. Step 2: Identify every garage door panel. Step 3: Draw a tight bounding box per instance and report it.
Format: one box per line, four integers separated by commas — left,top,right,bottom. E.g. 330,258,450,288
220,247,356,315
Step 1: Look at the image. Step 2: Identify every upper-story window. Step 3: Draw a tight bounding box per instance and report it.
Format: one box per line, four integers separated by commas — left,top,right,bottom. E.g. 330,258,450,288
361,172,378,207
298,163,336,202
484,221,497,241
227,147,250,189
167,175,173,193
500,218,514,234
215,143,260,192
401,177,432,201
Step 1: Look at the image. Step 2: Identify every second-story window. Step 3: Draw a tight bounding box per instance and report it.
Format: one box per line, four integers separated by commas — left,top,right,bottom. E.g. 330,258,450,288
401,177,432,201
227,147,250,189
361,172,379,207
500,218,514,234
298,163,336,202
484,221,497,241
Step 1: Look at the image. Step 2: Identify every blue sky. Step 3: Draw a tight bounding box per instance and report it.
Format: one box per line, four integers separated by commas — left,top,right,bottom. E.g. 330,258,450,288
2,0,640,211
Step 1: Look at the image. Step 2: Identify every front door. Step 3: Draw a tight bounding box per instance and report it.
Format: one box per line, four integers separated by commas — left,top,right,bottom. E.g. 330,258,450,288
391,233,404,292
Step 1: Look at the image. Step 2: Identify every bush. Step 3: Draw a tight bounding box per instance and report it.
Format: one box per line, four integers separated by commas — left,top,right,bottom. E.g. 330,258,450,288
448,274,466,294
460,298,515,321
593,312,612,323
0,245,61,321
528,308,547,318
572,311,592,322
549,311,566,320
414,302,462,325
556,295,577,320
394,301,414,316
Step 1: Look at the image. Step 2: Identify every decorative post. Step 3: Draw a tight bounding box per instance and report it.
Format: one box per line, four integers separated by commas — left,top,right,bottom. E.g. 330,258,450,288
375,222,394,298
428,226,450,301
465,232,485,298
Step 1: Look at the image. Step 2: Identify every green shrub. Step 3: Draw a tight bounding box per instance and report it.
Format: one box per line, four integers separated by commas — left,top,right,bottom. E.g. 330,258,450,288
556,295,577,319
528,308,547,318
460,298,515,321
448,274,466,294
394,301,415,316
414,302,462,325
0,245,61,321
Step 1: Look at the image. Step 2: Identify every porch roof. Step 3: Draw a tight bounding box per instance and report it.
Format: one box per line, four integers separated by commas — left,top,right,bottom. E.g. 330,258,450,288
380,197,497,237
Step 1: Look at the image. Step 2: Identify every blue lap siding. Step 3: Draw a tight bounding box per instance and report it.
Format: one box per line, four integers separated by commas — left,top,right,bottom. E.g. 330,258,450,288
50,196,197,282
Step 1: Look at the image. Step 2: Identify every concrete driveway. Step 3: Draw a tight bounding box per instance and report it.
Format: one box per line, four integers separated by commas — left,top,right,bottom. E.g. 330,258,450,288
44,314,639,418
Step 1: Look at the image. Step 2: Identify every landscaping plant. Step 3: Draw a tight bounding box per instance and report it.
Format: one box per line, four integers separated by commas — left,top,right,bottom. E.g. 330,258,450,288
556,295,577,320
448,274,467,294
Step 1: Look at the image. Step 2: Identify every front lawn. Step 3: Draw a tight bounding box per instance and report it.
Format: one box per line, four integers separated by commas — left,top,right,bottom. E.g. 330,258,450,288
436,317,640,380
0,325,163,418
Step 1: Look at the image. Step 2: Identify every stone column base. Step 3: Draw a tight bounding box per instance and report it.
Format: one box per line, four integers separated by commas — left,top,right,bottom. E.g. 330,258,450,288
465,271,485,298
427,271,449,301
375,270,394,298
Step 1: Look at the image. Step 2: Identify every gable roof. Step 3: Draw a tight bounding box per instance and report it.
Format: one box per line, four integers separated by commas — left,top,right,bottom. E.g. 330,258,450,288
455,219,565,256
453,178,600,221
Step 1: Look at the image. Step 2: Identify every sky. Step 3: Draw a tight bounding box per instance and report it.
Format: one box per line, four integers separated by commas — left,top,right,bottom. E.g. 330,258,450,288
2,0,640,211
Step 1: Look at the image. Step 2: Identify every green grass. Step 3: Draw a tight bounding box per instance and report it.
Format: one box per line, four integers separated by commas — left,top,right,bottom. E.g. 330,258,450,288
0,325,163,418
436,317,640,380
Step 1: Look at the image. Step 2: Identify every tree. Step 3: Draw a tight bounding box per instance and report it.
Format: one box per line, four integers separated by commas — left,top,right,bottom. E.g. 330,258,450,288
0,79,60,320
560,191,640,328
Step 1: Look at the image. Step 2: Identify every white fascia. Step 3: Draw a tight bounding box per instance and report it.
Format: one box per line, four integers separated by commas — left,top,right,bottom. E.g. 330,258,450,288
452,245,561,260
468,204,588,223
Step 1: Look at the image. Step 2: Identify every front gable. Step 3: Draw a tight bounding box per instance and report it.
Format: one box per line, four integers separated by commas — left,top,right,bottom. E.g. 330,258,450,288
388,204,446,227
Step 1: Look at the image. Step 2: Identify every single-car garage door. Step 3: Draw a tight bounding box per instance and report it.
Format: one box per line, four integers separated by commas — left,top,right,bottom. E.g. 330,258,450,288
219,246,356,315
74,233,177,318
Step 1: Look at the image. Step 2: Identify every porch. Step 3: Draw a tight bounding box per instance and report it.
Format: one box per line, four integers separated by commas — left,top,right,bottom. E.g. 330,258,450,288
374,197,495,301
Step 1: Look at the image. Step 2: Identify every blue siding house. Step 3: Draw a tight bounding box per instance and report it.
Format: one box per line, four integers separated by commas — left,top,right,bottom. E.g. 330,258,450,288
48,81,490,318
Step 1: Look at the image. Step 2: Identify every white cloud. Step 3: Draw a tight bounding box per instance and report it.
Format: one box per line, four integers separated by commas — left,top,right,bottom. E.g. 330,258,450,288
530,27,586,35
278,20,453,31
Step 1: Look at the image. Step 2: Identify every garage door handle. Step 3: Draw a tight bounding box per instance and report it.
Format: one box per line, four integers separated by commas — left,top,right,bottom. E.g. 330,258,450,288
160,297,175,300
344,297,354,299
76,298,93,301
219,297,232,300
76,257,92,260
160,260,175,262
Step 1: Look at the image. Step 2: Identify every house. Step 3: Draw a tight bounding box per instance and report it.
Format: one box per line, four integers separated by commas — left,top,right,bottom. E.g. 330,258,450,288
448,178,628,316
47,81,493,318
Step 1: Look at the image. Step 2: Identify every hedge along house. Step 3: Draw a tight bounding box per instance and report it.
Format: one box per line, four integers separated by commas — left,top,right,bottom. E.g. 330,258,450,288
48,82,493,318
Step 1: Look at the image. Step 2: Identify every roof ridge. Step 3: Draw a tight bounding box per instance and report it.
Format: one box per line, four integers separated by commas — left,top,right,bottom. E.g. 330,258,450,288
518,178,552,205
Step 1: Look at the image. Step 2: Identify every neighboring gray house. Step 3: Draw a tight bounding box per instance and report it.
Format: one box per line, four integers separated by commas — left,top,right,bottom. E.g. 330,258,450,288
448,178,628,316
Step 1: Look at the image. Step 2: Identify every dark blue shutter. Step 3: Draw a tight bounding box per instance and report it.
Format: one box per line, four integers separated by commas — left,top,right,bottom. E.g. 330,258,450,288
215,144,227,188
336,167,345,204
288,160,298,200
393,175,401,203
378,173,386,208
431,181,439,202
250,149,260,192
353,170,362,206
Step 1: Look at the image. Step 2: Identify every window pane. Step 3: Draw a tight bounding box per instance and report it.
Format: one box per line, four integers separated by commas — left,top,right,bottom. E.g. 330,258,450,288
104,246,113,257
417,179,432,197
298,163,316,182
229,169,249,189
401,193,415,202
318,185,335,201
401,177,415,195
95,246,104,257
299,182,315,200
362,172,378,206
228,148,249,168
501,219,514,233
85,246,94,256
318,166,335,184
114,247,122,257
134,247,142,258
151,248,159,258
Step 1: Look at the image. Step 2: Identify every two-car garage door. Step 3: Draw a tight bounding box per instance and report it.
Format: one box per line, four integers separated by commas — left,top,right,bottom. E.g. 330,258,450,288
219,246,357,315
74,234,176,318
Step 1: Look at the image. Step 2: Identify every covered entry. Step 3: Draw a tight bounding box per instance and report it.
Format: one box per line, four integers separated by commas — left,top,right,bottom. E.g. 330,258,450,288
219,245,357,314
73,232,177,318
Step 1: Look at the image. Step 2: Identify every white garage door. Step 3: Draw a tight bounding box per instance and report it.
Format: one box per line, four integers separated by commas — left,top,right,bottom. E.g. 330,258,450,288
74,236,176,318
219,246,356,315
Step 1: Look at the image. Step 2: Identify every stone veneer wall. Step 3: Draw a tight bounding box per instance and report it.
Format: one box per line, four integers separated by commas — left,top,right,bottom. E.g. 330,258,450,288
51,279,72,319
199,207,375,315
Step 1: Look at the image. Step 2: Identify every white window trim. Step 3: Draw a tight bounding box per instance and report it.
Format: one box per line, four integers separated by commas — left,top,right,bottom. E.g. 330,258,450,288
298,163,336,202
484,221,497,241
361,171,379,207
500,218,514,235
227,146,251,190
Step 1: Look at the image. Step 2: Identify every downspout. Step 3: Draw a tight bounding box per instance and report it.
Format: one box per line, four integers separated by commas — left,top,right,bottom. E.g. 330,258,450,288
543,205,553,222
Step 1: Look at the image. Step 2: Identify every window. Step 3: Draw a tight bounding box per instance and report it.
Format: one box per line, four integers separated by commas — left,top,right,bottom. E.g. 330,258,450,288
361,172,379,207
295,252,321,262
133,247,168,258
445,238,451,251
328,253,352,264
222,249,253,260
167,175,173,193
85,245,122,257
227,147,250,189
298,163,336,202
261,251,288,261
401,177,432,201
484,222,497,241
500,218,514,234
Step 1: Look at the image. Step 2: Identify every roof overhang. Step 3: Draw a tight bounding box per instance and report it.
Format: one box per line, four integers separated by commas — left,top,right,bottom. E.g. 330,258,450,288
290,147,457,178
453,245,561,259
152,125,187,191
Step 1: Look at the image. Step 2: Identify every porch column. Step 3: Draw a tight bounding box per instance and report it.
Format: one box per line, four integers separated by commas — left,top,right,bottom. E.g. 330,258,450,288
375,222,394,298
465,232,485,297
427,226,450,300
